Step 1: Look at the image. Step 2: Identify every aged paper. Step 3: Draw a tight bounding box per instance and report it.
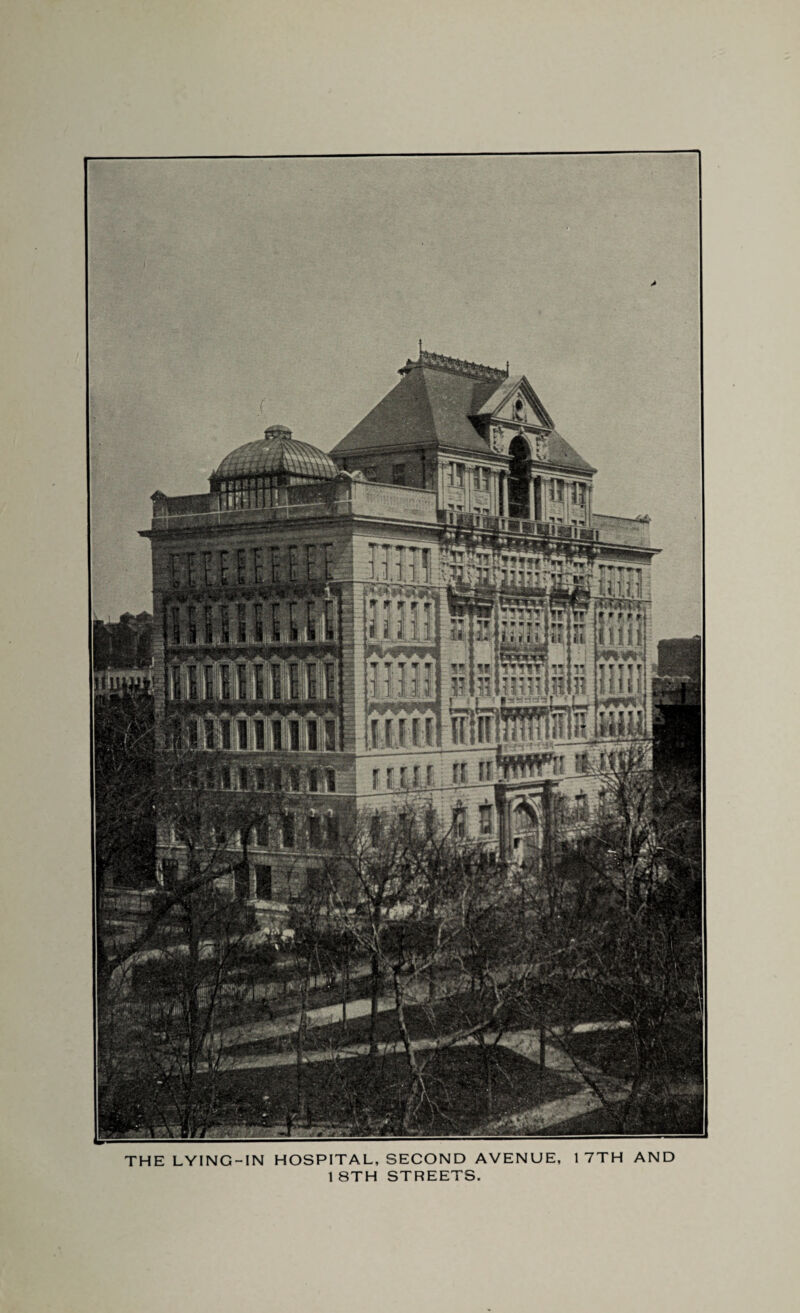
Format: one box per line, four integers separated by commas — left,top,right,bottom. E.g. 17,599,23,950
1,2,797,1310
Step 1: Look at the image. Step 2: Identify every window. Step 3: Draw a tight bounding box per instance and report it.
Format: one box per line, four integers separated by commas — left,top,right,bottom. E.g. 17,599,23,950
170,607,181,646
236,549,246,584
252,547,263,583
396,602,405,640
551,609,564,643
237,766,248,791
324,602,335,641
281,814,295,849
254,718,265,750
187,665,198,700
288,546,298,581
574,663,586,694
372,769,379,791
450,607,464,641
324,543,334,580
271,719,282,750
219,664,230,700
308,814,321,848
325,720,335,751
392,463,406,485
255,767,266,790
425,718,434,746
423,663,433,698
237,603,247,643
271,547,281,582
452,807,466,838
220,720,231,750
289,720,300,751
219,605,230,644
306,718,317,751
324,664,335,699
426,764,434,786
306,544,317,580
575,710,587,738
479,805,493,835
421,549,430,582
289,603,299,642
219,550,229,584
288,663,299,700
370,720,379,749
573,611,586,644
253,604,264,644
255,866,272,899
308,768,318,792
451,716,467,745
202,552,213,586
380,545,389,580
423,604,432,640
204,719,215,749
386,768,394,790
236,664,247,699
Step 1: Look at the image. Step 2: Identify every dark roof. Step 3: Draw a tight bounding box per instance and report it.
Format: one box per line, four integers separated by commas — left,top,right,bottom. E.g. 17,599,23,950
213,426,337,482
331,364,499,457
331,354,594,472
546,431,595,474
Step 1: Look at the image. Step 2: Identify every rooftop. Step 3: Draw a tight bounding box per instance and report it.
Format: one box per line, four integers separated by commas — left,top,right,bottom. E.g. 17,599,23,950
212,425,338,483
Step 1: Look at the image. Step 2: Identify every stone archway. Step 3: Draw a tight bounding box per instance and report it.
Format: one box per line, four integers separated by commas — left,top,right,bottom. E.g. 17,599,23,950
511,800,540,864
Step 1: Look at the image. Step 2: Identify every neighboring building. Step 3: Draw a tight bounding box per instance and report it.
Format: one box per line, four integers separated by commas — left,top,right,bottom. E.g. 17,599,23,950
142,349,657,910
657,635,701,683
92,612,153,700
93,666,153,700
654,635,702,774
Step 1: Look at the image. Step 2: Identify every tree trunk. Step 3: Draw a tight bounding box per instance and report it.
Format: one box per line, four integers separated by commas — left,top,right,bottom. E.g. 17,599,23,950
181,894,201,1139
296,969,309,1121
394,970,426,1133
368,951,381,1059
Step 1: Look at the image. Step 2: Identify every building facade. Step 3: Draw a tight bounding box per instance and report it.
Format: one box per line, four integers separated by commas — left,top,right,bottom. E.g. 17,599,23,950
143,350,657,911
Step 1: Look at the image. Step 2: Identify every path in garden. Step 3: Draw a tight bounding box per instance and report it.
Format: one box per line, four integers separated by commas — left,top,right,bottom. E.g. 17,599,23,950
213,1015,633,1135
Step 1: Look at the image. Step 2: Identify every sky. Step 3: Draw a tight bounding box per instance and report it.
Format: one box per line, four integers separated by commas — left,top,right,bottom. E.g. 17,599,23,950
88,154,701,643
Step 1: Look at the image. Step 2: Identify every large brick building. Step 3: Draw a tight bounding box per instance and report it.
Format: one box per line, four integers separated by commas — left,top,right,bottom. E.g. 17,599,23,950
143,349,656,907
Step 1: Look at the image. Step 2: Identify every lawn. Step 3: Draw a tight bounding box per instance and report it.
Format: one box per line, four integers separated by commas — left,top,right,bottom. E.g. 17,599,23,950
104,1045,577,1139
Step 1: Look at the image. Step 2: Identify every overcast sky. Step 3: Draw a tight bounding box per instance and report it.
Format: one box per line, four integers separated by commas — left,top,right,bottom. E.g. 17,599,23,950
88,154,701,643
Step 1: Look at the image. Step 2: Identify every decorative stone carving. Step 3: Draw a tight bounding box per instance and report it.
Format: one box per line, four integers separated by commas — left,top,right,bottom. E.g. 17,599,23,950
492,427,506,454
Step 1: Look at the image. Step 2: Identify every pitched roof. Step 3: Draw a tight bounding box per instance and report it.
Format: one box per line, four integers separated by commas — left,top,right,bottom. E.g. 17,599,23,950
331,352,595,472
331,363,499,457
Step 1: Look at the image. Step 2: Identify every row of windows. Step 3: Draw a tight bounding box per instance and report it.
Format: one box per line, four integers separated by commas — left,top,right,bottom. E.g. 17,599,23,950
367,544,432,584
168,659,337,704
500,713,552,745
494,607,587,646
168,599,337,647
169,544,335,590
368,715,437,750
597,708,646,737
168,714,338,753
167,765,337,808
372,763,436,791
597,611,645,648
598,663,645,695
367,659,436,701
366,597,435,641
598,565,643,598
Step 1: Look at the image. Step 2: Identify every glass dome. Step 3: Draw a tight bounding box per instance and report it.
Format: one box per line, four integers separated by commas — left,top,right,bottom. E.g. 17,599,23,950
210,425,337,509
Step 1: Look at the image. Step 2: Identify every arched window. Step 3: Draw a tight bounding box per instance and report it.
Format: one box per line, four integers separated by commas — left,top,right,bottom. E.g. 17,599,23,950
507,435,530,519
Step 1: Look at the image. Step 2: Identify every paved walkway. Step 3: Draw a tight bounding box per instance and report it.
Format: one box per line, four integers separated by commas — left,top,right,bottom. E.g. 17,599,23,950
213,1009,634,1134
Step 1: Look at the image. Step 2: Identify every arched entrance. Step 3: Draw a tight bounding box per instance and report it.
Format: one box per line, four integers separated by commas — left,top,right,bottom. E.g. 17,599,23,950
511,801,540,865
507,434,531,519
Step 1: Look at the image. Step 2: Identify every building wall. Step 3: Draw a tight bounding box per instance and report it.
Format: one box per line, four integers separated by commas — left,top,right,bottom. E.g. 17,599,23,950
144,437,655,912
